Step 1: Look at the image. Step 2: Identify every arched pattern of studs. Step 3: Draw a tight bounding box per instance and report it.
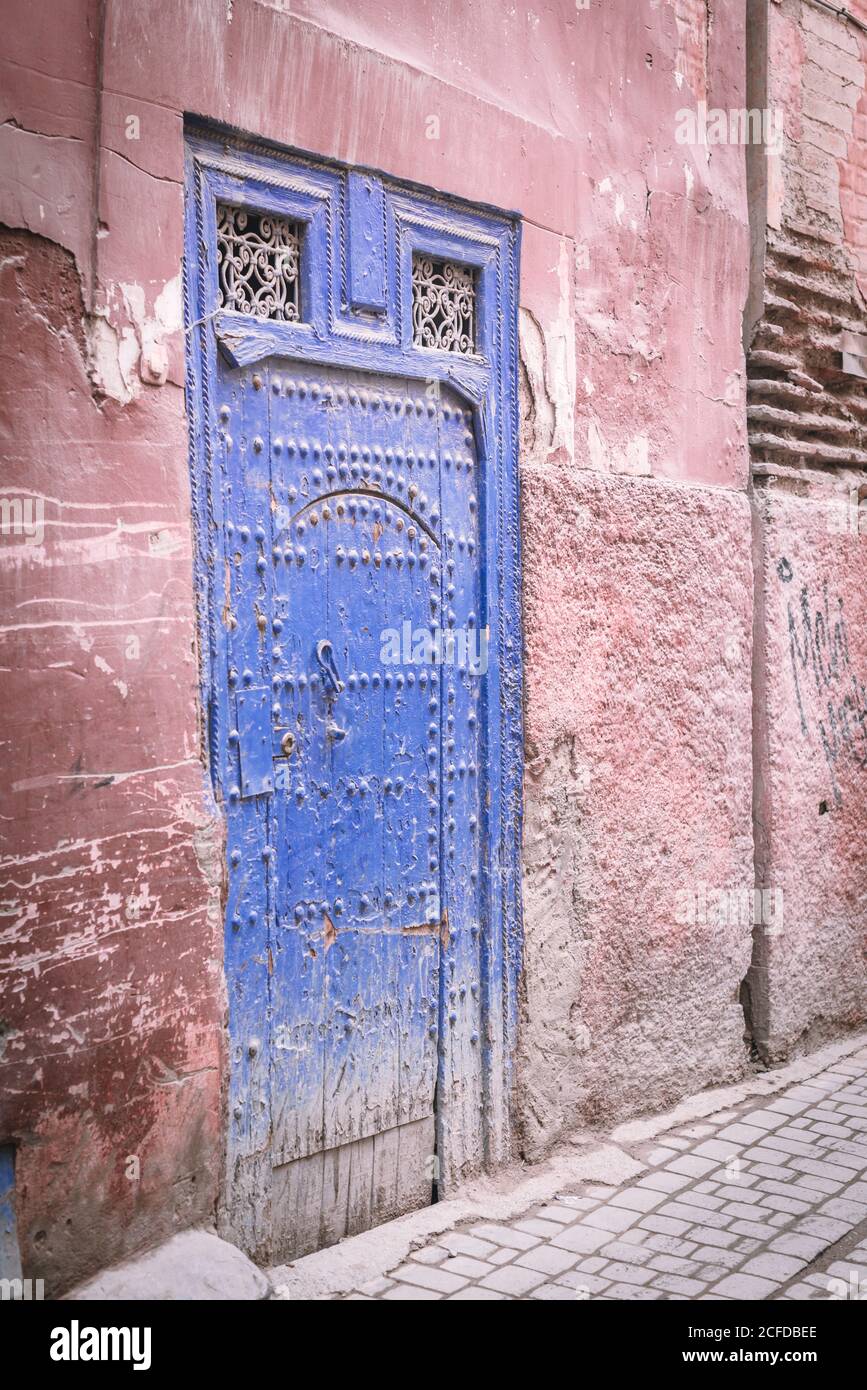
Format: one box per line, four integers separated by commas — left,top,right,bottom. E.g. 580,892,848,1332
213,364,477,939
216,368,479,950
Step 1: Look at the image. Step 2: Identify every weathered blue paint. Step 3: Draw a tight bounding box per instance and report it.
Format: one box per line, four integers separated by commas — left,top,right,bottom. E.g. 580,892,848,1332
0,1145,22,1281
346,172,388,314
184,128,522,1259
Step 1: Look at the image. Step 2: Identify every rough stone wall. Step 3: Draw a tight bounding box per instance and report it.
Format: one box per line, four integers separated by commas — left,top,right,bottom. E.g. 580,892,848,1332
750,480,867,1060
746,0,867,1061
520,472,753,1151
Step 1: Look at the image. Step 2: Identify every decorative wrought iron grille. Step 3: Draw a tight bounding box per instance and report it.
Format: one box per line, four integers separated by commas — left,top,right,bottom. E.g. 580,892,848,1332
216,203,302,321
412,256,476,354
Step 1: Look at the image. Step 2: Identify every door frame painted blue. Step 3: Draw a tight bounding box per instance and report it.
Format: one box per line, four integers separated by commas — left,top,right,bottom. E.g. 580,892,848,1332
183,124,523,1202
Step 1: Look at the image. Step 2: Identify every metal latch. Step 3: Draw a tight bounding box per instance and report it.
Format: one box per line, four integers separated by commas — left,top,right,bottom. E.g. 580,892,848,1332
236,687,274,798
315,639,344,696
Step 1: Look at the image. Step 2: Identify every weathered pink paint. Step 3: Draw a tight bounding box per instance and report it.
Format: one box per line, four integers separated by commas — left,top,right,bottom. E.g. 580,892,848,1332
0,0,862,1293
0,221,224,1292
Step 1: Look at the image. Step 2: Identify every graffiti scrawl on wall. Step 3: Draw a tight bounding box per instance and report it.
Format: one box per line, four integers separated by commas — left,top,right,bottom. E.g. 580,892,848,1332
779,558,867,806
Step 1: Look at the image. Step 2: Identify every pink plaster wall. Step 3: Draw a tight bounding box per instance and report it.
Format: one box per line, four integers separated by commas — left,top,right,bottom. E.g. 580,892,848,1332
746,0,867,1062
751,478,867,1060
519,469,754,1150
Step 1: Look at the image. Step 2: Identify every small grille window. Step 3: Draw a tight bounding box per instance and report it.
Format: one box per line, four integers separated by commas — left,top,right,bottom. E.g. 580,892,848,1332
412,255,476,354
216,203,301,322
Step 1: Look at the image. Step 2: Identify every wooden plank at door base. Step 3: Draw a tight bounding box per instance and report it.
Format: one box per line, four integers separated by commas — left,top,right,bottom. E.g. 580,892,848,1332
269,1116,434,1261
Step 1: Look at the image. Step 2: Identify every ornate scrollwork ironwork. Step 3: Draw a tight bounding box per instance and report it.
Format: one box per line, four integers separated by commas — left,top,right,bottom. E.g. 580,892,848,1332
412,255,475,354
216,203,301,321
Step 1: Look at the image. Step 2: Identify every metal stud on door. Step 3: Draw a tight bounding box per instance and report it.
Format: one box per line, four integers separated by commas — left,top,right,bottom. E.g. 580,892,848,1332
267,368,445,1224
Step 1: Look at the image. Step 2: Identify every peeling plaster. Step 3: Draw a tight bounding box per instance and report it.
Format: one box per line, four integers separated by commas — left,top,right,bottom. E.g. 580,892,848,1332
587,418,652,475
85,273,183,402
86,313,139,402
517,237,575,463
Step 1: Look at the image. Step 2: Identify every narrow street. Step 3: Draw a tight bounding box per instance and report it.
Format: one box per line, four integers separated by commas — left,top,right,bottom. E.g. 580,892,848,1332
272,1040,867,1301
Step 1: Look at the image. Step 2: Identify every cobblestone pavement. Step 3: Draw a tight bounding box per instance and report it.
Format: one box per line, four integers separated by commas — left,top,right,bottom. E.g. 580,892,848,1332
342,1046,867,1300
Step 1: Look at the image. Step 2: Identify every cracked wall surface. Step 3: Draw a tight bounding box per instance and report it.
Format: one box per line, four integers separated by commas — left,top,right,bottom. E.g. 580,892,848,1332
0,0,224,1295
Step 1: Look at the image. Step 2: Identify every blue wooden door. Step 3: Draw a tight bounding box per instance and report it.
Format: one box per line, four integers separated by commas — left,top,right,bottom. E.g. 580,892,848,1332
186,134,522,1262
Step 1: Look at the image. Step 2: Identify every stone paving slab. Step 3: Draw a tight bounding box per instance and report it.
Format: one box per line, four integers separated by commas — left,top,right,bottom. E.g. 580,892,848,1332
330,1046,867,1301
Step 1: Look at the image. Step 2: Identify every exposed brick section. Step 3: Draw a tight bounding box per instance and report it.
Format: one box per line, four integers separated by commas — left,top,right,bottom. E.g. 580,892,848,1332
743,0,867,1071
748,226,867,469
748,1,867,474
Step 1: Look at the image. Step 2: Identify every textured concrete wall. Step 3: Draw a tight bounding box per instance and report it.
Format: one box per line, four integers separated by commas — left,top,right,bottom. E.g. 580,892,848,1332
520,471,754,1152
751,477,867,1059
746,0,867,1061
5,0,859,1295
